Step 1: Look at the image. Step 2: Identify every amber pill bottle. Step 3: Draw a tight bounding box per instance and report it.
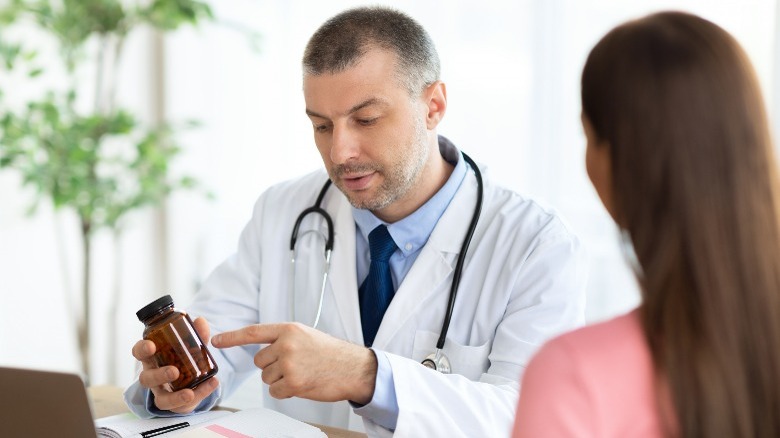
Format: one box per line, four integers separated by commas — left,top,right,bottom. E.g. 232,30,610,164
136,295,218,391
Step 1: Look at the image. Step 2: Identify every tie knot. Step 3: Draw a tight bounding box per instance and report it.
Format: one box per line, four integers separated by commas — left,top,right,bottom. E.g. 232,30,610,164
367,225,397,262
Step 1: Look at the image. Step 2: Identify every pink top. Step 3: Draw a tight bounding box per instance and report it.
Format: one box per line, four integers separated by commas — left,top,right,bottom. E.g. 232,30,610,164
513,309,670,437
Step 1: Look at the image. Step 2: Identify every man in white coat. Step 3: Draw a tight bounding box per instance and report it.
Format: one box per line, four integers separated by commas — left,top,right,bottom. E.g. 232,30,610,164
126,6,587,436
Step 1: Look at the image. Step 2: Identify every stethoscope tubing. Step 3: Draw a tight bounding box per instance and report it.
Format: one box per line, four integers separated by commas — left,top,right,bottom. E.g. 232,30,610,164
290,151,484,356
289,180,334,329
290,180,334,252
437,153,483,349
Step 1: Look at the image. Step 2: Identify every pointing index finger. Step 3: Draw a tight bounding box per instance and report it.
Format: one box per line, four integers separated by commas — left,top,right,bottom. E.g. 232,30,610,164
212,324,282,348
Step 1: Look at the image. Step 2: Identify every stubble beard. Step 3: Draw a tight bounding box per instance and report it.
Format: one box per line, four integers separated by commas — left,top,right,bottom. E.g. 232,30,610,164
333,119,429,212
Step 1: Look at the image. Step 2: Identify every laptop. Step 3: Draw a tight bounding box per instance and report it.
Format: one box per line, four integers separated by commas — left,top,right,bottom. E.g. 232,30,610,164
0,366,98,437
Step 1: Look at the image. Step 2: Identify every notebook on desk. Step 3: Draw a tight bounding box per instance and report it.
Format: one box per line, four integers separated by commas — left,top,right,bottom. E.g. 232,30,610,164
95,408,326,438
0,366,98,437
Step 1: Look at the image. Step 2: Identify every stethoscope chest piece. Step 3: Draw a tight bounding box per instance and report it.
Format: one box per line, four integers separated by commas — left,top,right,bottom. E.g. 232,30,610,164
421,349,451,374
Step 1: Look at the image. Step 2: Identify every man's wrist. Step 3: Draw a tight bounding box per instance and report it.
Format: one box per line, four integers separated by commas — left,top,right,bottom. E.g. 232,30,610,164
349,347,378,404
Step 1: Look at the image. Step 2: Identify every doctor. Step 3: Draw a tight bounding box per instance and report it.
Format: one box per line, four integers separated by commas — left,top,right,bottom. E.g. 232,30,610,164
126,6,586,436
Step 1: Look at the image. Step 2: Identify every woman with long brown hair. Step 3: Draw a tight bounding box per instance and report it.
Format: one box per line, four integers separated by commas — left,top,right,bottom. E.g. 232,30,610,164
513,11,780,437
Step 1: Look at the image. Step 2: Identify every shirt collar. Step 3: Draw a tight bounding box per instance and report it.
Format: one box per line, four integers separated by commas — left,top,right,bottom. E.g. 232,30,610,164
353,136,468,257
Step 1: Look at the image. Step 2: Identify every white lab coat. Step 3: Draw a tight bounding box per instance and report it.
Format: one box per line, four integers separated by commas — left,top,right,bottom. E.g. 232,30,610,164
127,153,587,437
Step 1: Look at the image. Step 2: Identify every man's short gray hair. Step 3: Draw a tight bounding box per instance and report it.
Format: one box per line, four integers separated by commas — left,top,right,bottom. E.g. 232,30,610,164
303,6,441,96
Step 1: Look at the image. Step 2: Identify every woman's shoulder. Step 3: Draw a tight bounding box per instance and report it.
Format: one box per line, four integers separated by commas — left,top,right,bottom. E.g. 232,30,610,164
532,309,651,379
557,309,643,348
517,313,663,436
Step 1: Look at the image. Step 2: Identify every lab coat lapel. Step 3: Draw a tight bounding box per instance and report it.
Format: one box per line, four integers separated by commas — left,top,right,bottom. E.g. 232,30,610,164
371,169,480,349
323,189,364,346
370,245,453,350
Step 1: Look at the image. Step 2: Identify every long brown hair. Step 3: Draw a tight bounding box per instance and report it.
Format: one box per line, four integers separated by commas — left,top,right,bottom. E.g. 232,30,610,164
582,12,780,437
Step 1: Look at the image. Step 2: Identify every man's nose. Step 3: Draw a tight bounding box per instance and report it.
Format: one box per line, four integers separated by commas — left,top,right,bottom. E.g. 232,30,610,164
330,124,360,164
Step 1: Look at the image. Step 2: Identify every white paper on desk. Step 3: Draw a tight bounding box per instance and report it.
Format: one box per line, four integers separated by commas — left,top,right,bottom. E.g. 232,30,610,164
95,410,231,438
177,408,326,438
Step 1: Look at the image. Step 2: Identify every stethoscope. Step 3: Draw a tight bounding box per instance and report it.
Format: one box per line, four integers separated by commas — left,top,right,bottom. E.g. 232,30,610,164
290,152,483,374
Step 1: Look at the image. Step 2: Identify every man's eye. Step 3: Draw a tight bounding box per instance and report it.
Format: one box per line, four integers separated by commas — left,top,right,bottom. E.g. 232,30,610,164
314,124,331,133
357,118,378,126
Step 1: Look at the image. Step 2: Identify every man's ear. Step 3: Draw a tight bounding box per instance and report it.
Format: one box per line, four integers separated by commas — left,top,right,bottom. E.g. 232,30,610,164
423,81,447,130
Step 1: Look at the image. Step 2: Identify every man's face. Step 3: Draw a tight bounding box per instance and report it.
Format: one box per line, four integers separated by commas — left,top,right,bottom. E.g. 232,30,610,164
303,49,431,216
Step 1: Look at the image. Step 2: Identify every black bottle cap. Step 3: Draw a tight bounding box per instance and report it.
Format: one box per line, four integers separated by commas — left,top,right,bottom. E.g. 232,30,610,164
136,294,174,322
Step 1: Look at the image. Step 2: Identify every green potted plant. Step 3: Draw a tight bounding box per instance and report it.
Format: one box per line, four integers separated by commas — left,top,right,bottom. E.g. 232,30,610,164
0,0,213,383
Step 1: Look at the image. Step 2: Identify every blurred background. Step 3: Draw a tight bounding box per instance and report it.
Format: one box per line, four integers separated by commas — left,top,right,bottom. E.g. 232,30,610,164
1,0,777,401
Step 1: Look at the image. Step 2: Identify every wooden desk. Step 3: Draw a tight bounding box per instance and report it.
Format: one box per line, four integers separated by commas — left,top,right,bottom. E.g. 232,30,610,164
88,386,366,438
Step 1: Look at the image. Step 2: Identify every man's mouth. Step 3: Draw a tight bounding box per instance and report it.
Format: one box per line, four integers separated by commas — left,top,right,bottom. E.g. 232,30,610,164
340,172,376,191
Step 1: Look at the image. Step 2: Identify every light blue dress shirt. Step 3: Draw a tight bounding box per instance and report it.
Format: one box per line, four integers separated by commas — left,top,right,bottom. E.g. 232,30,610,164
350,140,468,430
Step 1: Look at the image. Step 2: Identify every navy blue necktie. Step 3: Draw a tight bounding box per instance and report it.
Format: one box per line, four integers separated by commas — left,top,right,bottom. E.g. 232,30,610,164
359,225,397,347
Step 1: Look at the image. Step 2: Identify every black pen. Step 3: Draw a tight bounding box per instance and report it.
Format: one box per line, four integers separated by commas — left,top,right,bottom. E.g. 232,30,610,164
140,421,190,437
